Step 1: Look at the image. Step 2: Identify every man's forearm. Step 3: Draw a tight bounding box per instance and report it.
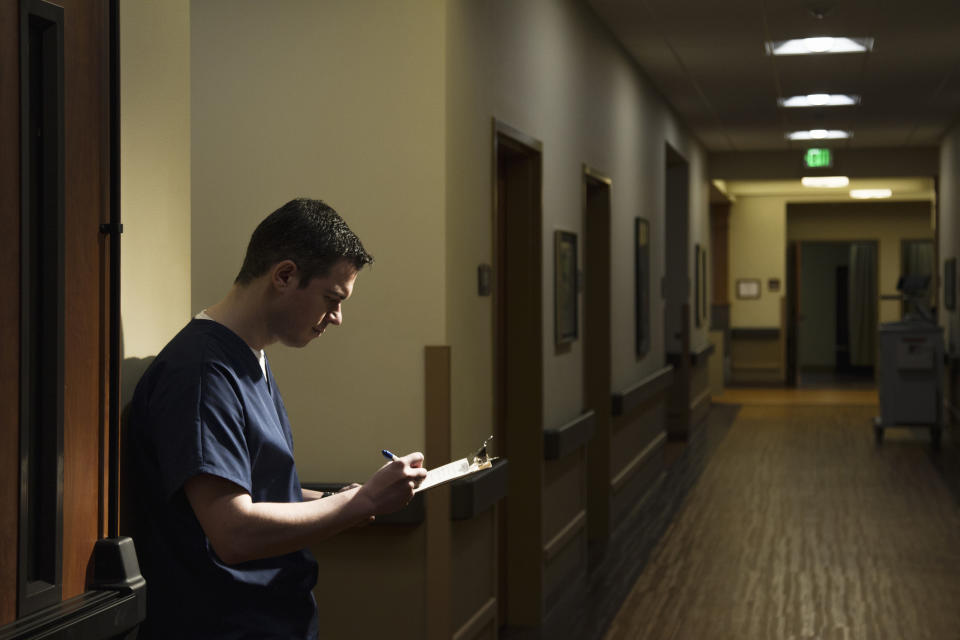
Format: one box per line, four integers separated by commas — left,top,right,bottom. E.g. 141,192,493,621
186,475,376,565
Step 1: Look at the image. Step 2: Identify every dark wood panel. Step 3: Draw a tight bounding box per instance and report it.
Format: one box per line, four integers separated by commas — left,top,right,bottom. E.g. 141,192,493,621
61,0,110,599
0,0,21,627
710,203,729,305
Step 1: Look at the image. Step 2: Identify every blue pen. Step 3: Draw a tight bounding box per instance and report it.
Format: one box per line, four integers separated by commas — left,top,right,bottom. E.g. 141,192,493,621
381,449,400,462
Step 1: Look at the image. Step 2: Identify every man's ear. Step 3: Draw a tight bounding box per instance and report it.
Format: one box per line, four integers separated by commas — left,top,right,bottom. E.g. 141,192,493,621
271,260,299,290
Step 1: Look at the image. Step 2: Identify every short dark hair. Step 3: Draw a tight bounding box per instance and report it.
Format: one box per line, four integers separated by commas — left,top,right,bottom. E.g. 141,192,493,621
235,198,373,287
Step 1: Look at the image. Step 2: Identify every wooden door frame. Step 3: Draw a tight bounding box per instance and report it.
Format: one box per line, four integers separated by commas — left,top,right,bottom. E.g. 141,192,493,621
1,0,134,634
492,118,544,629
581,165,612,541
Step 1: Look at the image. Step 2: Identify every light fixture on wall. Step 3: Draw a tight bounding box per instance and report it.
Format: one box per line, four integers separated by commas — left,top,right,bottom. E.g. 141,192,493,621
779,93,860,107
802,176,849,188
765,36,875,56
850,188,892,199
787,129,851,140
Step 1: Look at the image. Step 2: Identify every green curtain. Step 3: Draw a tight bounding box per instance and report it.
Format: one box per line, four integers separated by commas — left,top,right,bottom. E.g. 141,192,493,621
848,243,877,366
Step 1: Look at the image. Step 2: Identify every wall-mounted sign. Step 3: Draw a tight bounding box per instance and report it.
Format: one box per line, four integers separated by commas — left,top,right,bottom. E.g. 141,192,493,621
804,148,833,169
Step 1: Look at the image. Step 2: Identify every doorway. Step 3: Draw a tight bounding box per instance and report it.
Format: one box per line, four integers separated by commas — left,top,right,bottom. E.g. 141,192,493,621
793,241,878,387
663,145,690,358
493,120,543,628
582,167,612,542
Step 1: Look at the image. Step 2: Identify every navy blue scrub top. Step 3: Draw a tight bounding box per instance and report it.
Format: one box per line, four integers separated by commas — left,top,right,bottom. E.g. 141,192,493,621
130,319,319,639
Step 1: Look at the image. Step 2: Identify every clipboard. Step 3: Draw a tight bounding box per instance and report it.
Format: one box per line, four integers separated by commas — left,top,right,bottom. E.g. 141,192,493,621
415,435,496,493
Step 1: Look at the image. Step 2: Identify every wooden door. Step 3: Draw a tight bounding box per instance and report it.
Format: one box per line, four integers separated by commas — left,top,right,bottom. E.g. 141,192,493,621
0,0,130,632
583,169,612,541
493,121,544,629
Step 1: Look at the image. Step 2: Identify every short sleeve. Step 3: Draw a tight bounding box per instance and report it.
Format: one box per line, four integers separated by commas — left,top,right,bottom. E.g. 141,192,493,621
148,360,253,500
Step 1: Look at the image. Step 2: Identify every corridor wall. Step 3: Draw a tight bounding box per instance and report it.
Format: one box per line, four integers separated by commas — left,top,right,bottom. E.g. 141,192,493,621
119,0,192,380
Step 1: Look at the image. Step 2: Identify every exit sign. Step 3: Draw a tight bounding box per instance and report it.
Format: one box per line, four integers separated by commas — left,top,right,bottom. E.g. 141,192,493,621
804,148,833,169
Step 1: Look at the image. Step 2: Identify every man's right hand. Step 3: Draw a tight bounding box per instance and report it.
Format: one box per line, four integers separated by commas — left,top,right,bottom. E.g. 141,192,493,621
356,451,428,515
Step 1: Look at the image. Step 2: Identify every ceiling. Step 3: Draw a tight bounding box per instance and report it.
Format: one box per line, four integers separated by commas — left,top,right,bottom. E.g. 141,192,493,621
585,0,960,152
720,176,935,200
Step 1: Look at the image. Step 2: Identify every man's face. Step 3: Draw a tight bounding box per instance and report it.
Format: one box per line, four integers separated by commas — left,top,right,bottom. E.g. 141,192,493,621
274,258,359,347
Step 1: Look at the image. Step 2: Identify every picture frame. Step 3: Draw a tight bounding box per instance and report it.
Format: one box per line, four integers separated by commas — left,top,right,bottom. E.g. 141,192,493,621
554,230,578,345
736,278,761,300
635,218,650,357
945,258,956,311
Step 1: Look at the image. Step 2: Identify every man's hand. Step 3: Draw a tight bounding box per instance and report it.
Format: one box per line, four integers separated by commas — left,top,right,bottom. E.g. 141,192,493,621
356,452,428,516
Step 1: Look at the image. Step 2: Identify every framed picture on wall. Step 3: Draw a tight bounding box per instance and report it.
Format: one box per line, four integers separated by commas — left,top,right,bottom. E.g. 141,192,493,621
635,218,650,357
736,278,761,300
554,230,578,345
945,258,956,311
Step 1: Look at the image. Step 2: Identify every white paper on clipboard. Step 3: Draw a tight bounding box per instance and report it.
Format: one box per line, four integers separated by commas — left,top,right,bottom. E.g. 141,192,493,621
414,457,492,493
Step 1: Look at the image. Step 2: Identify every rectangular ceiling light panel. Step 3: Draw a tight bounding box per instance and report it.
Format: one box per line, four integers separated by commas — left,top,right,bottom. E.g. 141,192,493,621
779,94,860,108
787,129,851,140
766,37,875,56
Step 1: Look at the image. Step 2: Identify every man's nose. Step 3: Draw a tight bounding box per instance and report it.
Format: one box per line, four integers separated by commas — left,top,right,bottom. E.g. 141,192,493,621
328,308,342,326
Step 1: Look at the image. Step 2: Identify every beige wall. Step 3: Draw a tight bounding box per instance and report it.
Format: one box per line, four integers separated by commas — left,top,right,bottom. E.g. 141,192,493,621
728,196,934,329
119,0,192,398
728,196,786,327
190,0,446,482
445,0,709,454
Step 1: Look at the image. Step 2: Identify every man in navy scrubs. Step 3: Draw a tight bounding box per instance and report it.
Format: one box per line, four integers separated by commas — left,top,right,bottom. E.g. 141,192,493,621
130,198,426,639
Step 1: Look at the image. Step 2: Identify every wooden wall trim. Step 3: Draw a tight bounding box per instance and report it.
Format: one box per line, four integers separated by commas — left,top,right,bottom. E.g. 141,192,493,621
452,597,497,640
0,0,20,624
611,366,674,417
544,410,595,460
542,510,586,564
611,431,667,493
424,346,452,640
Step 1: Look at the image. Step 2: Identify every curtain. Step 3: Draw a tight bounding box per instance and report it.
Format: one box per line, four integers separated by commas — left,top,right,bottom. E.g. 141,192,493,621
848,243,877,366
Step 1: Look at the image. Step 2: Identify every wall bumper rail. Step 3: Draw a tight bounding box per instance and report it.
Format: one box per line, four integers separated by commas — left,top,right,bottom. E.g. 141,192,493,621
544,410,595,460
612,365,674,417
451,458,509,520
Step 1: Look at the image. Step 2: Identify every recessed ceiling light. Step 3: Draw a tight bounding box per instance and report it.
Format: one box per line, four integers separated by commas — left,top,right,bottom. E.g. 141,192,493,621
779,94,860,108
765,37,875,56
802,176,849,188
850,188,892,199
787,129,851,140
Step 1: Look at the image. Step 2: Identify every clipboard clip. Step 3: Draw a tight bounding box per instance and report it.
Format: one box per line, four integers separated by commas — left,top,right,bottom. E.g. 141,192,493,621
471,435,494,467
